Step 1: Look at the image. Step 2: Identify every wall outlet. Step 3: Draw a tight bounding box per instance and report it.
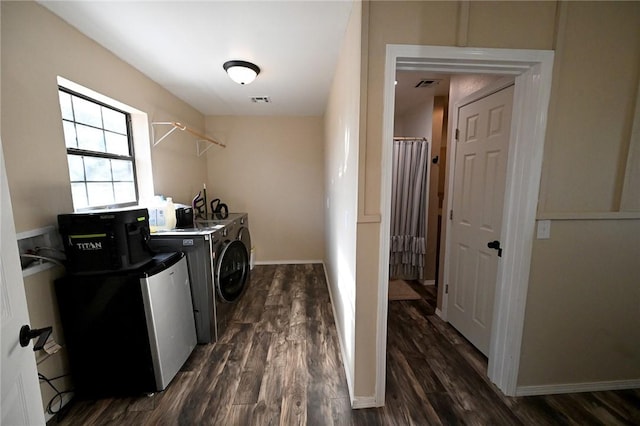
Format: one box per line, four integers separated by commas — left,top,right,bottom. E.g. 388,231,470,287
536,220,551,239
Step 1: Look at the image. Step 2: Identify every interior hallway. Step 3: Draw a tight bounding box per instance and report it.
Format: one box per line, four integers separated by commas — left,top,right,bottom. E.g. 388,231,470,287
49,264,640,425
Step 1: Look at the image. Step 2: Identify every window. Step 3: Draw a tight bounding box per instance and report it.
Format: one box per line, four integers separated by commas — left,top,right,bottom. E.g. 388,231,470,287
58,88,138,210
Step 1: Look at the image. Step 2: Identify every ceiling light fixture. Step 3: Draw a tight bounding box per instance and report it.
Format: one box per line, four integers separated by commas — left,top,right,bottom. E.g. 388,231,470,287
223,60,260,85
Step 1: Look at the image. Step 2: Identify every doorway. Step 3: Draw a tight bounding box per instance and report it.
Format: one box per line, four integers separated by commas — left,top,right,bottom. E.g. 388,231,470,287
376,45,554,403
447,82,515,356
392,72,450,286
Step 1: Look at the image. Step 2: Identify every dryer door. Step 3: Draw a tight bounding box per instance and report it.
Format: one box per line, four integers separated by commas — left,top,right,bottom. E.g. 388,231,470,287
215,239,249,303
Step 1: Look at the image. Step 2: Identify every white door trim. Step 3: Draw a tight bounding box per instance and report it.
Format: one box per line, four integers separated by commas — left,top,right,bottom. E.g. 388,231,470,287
377,44,554,403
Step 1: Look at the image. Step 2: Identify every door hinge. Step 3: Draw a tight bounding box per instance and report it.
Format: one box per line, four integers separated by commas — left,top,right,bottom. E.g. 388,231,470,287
449,210,453,220
445,284,449,294
455,128,459,140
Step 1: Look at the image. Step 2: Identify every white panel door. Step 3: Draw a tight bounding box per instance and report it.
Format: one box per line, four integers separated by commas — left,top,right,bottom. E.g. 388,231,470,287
1,139,46,425
447,85,514,356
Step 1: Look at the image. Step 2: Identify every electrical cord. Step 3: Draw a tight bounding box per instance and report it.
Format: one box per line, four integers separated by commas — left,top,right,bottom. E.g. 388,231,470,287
35,246,66,255
20,246,66,269
38,372,73,416
20,253,65,267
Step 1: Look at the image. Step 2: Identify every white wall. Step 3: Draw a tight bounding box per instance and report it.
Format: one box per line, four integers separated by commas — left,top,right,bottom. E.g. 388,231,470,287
323,1,360,402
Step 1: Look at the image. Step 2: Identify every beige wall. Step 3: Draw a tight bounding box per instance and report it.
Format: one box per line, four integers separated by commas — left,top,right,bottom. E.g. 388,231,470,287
357,0,640,400
1,2,207,413
323,1,361,399
539,2,640,214
204,116,324,263
518,1,640,387
394,96,433,139
520,219,640,385
429,97,447,283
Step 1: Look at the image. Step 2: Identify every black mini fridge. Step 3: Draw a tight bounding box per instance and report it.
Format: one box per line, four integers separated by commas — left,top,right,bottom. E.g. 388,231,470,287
55,252,196,397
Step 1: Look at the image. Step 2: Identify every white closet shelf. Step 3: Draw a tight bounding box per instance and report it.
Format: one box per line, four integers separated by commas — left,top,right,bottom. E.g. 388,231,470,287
151,121,225,157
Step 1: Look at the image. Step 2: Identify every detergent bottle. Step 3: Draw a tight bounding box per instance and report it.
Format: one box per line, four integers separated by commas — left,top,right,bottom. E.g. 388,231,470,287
147,195,177,231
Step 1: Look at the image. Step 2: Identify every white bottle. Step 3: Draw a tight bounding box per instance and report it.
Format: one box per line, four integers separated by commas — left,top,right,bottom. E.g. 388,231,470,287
165,197,176,230
147,195,166,232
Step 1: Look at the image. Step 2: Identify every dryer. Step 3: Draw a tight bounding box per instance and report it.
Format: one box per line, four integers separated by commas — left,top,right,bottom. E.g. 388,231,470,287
148,214,251,344
198,213,251,256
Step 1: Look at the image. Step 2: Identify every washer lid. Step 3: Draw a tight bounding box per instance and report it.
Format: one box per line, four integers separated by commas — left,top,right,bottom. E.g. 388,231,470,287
215,239,249,303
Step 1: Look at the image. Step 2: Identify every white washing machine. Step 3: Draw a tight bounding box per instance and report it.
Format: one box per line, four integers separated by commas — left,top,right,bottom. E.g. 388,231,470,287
148,214,251,344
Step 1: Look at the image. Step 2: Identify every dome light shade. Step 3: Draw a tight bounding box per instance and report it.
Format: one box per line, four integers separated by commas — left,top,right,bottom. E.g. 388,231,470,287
223,60,260,85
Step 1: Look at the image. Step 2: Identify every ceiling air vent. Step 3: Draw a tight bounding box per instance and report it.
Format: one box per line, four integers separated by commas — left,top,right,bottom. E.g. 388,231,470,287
250,96,271,103
414,79,441,88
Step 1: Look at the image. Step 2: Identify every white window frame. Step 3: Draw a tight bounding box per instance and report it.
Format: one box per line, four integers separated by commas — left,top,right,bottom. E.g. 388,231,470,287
57,76,154,211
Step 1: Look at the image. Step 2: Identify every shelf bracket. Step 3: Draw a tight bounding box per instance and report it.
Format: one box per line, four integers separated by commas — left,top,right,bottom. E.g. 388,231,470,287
151,122,225,155
196,140,215,157
151,122,180,147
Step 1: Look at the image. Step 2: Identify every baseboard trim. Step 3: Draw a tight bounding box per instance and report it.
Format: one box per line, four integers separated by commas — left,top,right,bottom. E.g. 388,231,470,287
254,259,323,265
351,396,378,409
435,308,443,319
422,280,436,286
515,379,640,396
321,262,357,407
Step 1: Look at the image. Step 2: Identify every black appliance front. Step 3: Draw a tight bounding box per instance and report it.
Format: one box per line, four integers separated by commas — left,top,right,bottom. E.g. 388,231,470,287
55,252,191,397
215,239,249,303
55,270,156,396
58,208,153,274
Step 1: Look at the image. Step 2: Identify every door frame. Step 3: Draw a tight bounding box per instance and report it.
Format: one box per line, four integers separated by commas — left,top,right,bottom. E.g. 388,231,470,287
377,45,554,402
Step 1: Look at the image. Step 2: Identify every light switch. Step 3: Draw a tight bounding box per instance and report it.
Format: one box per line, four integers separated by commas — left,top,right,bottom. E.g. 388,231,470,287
537,220,551,239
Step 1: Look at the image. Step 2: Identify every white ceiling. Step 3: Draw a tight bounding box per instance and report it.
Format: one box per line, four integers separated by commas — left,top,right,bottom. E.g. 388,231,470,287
39,1,354,116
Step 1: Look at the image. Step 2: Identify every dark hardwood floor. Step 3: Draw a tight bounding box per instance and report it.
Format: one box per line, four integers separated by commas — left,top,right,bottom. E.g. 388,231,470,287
50,264,640,425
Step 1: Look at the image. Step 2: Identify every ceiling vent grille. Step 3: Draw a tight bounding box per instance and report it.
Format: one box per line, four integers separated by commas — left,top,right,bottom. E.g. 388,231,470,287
414,79,441,88
250,96,271,103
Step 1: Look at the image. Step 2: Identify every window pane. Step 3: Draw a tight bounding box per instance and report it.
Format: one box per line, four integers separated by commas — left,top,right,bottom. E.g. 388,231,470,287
71,183,89,209
114,182,136,203
62,121,78,148
72,96,102,127
111,159,133,181
87,182,114,206
59,92,74,120
61,87,137,210
76,124,105,152
67,155,85,181
84,157,112,181
102,107,127,134
105,132,129,155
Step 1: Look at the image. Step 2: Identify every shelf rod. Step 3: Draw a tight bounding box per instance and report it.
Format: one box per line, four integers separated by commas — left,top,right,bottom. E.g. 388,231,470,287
151,122,226,152
393,136,428,141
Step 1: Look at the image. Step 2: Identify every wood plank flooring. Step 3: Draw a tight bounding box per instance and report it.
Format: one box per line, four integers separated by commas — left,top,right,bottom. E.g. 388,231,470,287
50,264,640,425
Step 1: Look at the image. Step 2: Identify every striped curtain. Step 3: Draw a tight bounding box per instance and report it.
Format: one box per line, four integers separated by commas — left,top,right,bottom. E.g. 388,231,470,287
390,139,429,280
